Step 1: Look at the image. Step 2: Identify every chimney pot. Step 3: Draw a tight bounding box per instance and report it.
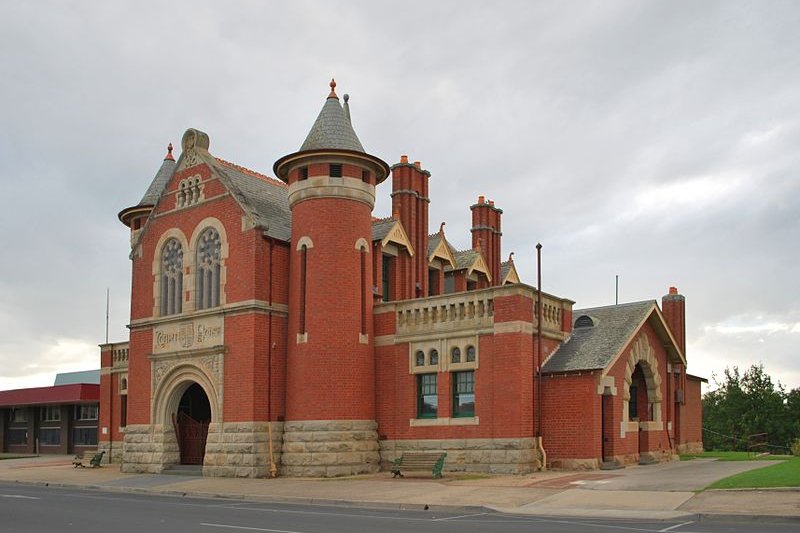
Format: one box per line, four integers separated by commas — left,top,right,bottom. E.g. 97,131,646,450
478,195,485,204
488,200,494,206
400,155,409,164
413,161,421,168
669,286,678,295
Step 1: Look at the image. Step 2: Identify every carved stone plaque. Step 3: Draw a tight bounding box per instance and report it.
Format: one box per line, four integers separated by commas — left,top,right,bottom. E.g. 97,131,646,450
153,316,224,354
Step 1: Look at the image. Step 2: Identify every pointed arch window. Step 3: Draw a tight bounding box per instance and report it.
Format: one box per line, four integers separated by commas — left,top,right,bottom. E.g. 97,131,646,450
196,228,221,310
161,238,183,315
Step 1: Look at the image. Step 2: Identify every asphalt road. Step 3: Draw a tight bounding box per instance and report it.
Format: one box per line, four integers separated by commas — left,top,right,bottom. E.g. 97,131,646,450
0,482,796,533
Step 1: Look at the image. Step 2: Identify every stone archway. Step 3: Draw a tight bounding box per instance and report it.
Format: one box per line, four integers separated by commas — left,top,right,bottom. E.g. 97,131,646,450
622,333,663,426
151,362,222,468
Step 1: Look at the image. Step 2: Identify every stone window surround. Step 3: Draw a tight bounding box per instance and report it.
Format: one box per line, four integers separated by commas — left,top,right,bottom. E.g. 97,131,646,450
151,218,229,318
175,174,206,209
409,336,479,374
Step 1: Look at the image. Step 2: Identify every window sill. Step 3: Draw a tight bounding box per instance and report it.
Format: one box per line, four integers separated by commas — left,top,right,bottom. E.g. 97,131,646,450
409,416,479,427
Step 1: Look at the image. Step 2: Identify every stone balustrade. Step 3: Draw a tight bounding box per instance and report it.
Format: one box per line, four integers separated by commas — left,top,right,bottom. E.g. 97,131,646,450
111,342,130,369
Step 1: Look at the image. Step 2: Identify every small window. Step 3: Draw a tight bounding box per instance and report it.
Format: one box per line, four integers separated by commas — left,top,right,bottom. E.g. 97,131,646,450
466,346,476,362
415,350,425,367
382,254,392,302
76,405,98,421
73,427,98,446
41,406,60,422
417,373,438,418
9,407,26,423
629,385,638,421
299,166,308,180
362,169,371,182
453,371,475,417
39,428,60,446
329,164,342,177
121,395,128,428
429,349,439,366
451,347,461,363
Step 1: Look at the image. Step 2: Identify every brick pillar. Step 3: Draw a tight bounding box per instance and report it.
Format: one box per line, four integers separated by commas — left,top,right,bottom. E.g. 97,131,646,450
662,287,686,357
391,156,430,297
471,196,503,285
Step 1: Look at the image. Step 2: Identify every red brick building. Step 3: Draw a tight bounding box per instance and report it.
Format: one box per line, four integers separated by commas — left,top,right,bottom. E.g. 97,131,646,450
101,80,703,476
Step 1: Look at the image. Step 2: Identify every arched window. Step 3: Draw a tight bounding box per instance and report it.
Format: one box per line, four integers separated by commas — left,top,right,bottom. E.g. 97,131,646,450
466,345,476,362
196,228,221,310
161,238,183,315
415,350,425,367
429,349,439,366
451,347,461,363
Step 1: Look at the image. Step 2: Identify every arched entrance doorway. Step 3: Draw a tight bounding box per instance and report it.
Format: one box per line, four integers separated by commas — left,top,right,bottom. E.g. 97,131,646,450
174,383,211,465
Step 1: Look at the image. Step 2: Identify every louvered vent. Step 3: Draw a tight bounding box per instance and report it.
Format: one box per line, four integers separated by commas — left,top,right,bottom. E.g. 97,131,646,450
575,315,595,328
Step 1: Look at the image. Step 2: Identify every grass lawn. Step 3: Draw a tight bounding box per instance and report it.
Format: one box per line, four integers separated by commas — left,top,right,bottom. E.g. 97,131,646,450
680,451,792,461
707,456,800,489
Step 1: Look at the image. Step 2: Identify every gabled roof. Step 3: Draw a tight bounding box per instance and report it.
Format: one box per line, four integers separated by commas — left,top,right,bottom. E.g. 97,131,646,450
299,81,365,153
372,217,414,255
500,259,520,284
0,383,99,407
449,249,492,281
427,233,457,268
543,300,686,373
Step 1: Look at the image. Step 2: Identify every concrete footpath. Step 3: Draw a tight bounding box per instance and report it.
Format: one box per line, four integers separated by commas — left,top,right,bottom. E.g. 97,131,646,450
0,455,797,521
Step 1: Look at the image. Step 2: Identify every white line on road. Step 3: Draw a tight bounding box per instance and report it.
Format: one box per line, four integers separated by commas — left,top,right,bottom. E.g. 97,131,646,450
1,494,40,499
200,523,308,533
434,512,488,521
659,521,694,532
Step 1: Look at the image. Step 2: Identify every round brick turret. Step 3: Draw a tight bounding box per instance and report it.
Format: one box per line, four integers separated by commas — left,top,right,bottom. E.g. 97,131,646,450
274,80,389,476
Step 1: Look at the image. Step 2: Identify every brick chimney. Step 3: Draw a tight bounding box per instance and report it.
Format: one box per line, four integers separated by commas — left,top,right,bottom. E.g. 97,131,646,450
391,156,431,297
470,196,503,285
662,286,686,357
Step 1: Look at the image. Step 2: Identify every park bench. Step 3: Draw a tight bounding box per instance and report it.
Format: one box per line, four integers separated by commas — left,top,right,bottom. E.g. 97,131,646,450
72,450,104,468
391,451,447,479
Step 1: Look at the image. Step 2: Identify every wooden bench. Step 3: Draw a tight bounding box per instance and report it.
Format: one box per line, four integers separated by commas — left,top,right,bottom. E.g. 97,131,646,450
391,452,446,479
72,450,104,468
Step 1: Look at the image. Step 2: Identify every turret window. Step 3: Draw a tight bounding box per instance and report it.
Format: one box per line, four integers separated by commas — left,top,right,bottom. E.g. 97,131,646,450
196,228,221,310
160,238,183,315
329,164,342,177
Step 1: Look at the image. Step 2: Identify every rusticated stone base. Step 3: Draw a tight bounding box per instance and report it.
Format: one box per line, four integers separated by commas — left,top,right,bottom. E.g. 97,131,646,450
280,419,380,477
203,422,283,478
548,457,601,470
121,422,283,478
121,424,177,473
380,437,541,474
676,441,703,454
97,440,124,464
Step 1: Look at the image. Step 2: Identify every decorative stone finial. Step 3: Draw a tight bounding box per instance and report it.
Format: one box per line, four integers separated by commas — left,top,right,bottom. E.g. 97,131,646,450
328,78,338,98
508,252,515,262
343,93,349,103
165,142,175,161
438,221,446,234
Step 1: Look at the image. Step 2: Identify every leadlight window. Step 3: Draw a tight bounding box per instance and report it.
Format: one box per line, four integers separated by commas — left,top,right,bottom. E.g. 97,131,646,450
451,347,461,364
453,371,475,417
160,238,183,315
196,228,221,310
415,350,425,367
466,345,476,362
429,349,439,366
417,373,438,418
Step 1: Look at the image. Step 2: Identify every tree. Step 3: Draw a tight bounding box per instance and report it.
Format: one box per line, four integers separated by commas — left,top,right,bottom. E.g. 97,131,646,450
702,363,795,452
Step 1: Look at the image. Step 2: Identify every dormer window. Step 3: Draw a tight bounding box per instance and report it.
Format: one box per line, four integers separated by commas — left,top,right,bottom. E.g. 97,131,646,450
329,164,342,177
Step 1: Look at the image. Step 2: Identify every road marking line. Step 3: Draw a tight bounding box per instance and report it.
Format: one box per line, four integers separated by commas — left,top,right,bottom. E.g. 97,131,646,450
434,512,487,521
200,524,307,533
659,521,694,532
1,494,40,499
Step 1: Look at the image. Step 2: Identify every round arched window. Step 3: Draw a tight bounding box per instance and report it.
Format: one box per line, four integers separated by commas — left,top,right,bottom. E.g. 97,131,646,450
429,349,439,365
451,347,461,363
466,345,476,362
415,350,425,367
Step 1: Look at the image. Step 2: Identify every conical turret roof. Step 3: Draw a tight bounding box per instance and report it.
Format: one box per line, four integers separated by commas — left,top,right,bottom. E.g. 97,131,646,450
299,79,365,153
138,143,177,206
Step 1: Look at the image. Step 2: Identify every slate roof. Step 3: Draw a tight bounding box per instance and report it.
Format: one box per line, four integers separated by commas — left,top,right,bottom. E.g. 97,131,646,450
542,300,656,373
139,156,177,206
299,95,365,153
211,158,292,242
372,217,397,241
500,260,512,281
452,249,480,270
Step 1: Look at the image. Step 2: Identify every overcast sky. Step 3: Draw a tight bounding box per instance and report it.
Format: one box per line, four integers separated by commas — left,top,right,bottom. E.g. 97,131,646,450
1,0,798,392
